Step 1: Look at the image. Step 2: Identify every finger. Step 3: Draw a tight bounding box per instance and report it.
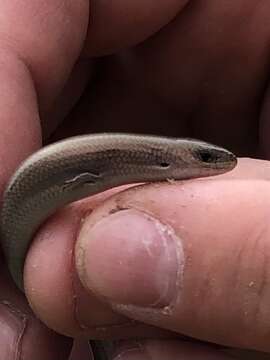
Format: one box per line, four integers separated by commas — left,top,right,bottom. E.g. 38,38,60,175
0,1,89,354
0,52,41,184
0,56,72,360
84,0,189,56
0,260,72,359
43,59,94,140
24,187,175,340
81,1,270,157
73,158,270,352
0,0,88,116
24,158,270,353
105,339,242,360
69,339,92,360
0,62,72,359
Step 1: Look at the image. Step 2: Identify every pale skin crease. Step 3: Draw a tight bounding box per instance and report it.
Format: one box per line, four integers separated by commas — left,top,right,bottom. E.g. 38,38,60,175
0,0,270,359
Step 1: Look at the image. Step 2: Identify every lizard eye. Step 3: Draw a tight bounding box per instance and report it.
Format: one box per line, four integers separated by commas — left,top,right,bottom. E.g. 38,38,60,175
195,149,218,163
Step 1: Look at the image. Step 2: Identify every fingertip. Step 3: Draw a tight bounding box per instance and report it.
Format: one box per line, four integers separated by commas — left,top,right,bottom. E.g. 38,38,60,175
74,171,270,351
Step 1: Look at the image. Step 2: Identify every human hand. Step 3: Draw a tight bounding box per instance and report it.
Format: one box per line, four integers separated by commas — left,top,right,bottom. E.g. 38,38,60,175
0,1,270,359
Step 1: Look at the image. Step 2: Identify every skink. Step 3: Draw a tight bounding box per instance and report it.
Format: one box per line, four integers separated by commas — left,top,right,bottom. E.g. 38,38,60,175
0,133,237,359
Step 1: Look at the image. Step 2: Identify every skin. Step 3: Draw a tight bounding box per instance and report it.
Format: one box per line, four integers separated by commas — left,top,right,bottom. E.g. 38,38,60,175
1,134,236,360
1,134,236,291
0,0,270,359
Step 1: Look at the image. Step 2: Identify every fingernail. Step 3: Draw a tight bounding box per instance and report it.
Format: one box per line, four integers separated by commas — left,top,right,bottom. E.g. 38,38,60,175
76,209,183,308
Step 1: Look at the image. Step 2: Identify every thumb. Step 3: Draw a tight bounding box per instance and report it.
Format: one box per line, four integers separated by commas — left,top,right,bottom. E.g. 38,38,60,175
75,158,270,353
